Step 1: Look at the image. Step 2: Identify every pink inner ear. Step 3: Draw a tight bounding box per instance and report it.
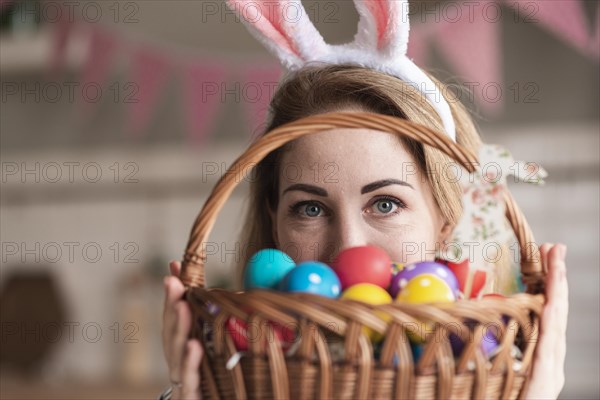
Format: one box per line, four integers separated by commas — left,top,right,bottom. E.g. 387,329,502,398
229,0,301,57
364,0,389,49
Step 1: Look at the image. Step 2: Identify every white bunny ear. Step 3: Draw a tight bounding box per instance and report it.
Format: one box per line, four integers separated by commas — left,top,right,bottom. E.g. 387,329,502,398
353,0,410,57
349,0,456,141
226,0,328,70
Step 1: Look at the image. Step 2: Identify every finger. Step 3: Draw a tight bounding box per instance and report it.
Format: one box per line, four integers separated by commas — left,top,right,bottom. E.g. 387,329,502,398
180,339,204,400
539,243,554,273
169,300,193,383
170,260,182,277
536,244,568,364
543,244,569,334
162,277,185,361
164,276,186,307
163,276,186,341
545,244,568,305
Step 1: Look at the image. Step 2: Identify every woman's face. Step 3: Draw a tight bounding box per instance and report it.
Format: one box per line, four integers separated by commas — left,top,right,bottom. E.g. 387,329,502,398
269,128,453,265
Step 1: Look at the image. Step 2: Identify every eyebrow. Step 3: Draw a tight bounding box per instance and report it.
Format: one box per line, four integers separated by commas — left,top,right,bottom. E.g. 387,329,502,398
282,183,328,197
282,179,414,197
361,179,414,194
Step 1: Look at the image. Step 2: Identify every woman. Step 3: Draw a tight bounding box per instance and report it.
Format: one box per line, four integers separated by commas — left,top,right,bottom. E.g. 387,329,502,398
161,65,568,399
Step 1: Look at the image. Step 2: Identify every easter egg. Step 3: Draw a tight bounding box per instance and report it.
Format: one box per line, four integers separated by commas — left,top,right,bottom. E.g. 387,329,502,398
279,261,341,298
226,317,249,351
482,293,505,300
341,283,392,342
332,245,392,290
243,248,296,290
225,317,295,352
482,294,510,324
411,342,424,363
436,258,486,298
449,328,500,359
396,275,456,343
268,321,297,352
206,302,220,315
389,261,459,298
396,274,456,304
391,343,423,367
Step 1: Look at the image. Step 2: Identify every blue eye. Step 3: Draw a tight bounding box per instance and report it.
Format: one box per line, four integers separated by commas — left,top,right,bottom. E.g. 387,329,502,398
376,199,395,213
304,203,321,217
371,196,405,215
289,201,324,218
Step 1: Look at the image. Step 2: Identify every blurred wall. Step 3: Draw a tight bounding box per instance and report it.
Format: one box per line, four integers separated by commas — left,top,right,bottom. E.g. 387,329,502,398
1,1,598,398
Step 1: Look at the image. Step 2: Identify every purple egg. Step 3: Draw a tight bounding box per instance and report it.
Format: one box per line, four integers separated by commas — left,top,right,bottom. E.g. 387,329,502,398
206,302,220,315
388,261,459,298
450,329,499,358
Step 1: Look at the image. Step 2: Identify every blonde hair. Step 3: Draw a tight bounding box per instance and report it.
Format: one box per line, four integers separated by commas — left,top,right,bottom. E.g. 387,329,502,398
234,64,513,291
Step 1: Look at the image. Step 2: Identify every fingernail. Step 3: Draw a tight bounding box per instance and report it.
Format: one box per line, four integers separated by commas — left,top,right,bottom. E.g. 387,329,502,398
559,245,567,261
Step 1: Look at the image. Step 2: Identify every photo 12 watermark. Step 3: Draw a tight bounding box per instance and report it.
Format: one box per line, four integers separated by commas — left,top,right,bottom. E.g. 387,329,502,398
1,321,140,344
4,1,141,25
1,241,141,264
1,161,140,184
1,81,140,105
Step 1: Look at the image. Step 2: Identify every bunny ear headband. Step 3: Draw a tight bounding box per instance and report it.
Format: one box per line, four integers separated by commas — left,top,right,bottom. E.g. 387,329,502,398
226,0,547,293
225,0,456,141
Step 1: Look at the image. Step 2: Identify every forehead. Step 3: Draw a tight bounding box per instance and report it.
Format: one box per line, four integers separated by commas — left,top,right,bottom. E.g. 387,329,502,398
276,129,426,196
279,128,418,179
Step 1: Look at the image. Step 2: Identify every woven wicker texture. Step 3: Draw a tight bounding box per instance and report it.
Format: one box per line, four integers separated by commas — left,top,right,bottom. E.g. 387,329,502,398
178,112,545,399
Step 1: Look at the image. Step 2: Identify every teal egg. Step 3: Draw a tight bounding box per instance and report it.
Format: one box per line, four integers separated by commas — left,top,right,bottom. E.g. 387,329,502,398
411,342,424,362
243,248,296,290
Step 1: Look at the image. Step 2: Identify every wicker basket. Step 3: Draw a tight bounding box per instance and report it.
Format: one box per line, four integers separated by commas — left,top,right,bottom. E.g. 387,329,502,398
178,112,545,399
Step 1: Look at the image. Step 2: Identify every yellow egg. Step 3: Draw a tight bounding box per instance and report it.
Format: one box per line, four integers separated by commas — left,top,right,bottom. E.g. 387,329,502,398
396,274,456,304
341,283,392,342
395,275,456,343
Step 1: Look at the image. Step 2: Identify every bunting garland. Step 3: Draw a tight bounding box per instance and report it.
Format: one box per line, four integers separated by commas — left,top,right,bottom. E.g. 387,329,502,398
77,27,119,118
183,62,228,146
238,63,283,138
504,0,593,58
126,48,172,137
40,0,598,146
590,5,600,59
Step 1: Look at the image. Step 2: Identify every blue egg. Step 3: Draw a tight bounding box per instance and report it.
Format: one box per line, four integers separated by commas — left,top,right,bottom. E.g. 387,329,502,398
389,343,422,367
280,261,341,298
243,248,296,290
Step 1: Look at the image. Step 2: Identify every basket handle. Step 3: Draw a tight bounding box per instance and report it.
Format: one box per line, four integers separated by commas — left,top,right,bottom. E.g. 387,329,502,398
180,112,545,293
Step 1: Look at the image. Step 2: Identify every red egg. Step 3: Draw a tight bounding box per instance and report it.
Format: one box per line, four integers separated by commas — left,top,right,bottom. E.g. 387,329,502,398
225,317,295,352
436,258,486,298
482,293,505,300
332,245,392,290
226,317,249,351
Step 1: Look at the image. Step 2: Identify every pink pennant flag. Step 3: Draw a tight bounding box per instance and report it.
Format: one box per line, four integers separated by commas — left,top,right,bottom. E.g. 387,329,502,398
591,5,600,60
0,0,14,10
78,28,119,116
239,63,282,139
505,0,591,58
436,4,503,116
47,3,74,78
407,23,436,66
126,48,171,137
183,62,228,147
